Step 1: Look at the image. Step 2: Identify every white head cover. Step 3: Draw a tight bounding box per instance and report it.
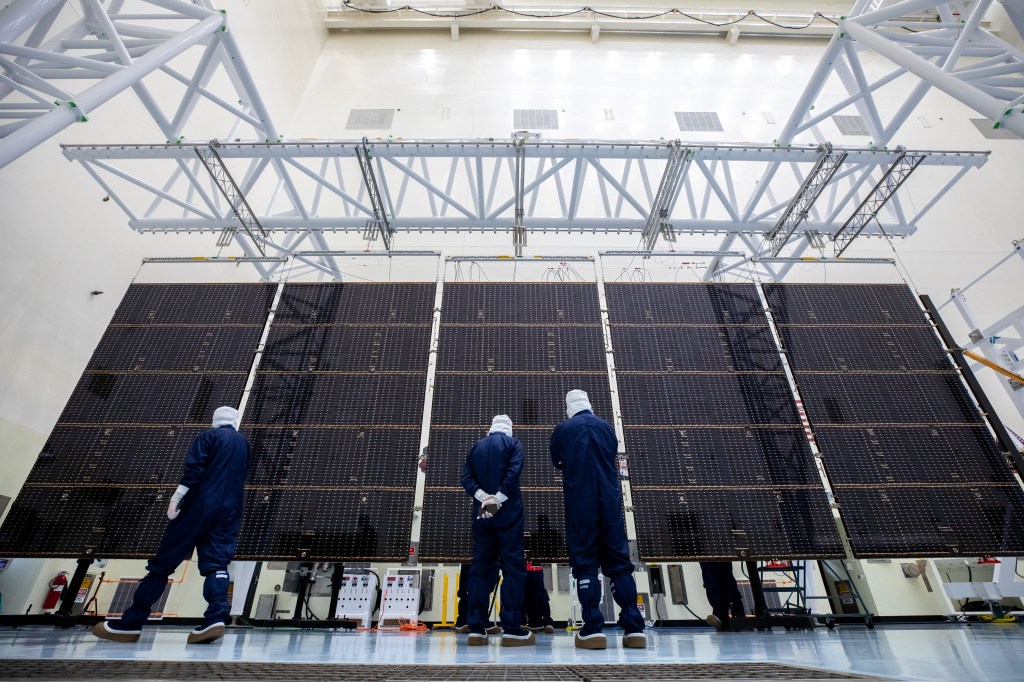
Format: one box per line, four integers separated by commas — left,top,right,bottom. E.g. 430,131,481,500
212,406,239,429
489,414,513,437
565,389,592,418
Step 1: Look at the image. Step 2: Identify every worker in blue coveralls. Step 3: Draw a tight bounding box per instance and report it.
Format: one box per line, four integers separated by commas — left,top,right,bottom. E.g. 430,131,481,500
93,406,251,645
460,414,535,647
700,561,745,632
551,390,647,650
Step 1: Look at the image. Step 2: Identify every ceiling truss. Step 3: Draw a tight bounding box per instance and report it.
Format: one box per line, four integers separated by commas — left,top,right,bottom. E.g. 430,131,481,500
1,1,1019,280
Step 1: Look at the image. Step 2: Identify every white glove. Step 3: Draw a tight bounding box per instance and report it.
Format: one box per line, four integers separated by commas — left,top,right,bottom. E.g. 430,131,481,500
478,495,502,519
167,485,189,520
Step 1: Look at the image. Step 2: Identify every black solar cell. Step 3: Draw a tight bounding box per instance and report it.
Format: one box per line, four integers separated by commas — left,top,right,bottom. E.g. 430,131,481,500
605,282,842,560
813,426,1012,486
427,428,563,489
88,325,264,373
262,325,431,372
834,485,1024,557
273,282,435,324
763,283,926,326
605,283,767,325
616,373,800,426
441,282,601,324
778,326,952,372
773,282,1024,557
247,427,420,487
432,373,611,428
27,425,202,485
611,325,781,372
624,427,819,487
794,373,982,425
236,488,413,561
419,488,570,563
247,373,427,426
630,487,844,560
110,283,275,325
437,326,606,373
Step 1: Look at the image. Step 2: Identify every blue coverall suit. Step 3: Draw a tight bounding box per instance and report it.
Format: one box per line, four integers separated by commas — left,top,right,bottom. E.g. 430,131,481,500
118,424,251,628
700,562,745,627
550,409,644,636
460,432,528,635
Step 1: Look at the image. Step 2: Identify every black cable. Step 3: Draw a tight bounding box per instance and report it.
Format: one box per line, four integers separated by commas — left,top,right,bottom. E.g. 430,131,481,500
339,2,837,31
680,601,704,622
303,576,321,620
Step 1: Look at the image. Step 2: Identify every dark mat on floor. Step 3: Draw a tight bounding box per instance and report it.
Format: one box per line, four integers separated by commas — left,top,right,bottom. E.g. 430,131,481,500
0,660,881,680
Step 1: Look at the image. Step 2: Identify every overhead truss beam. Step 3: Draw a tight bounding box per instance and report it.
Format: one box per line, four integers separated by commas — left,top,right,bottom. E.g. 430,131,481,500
61,140,984,243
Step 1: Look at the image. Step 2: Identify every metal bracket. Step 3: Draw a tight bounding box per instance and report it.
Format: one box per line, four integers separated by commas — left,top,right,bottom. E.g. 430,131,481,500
832,147,925,256
641,142,690,251
355,137,394,250
765,143,847,256
194,142,268,256
513,136,527,257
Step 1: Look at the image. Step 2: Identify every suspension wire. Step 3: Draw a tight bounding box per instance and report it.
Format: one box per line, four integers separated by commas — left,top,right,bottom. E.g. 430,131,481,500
875,217,921,294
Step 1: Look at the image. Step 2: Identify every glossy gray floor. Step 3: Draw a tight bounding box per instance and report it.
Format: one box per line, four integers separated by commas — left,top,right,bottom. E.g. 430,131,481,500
1,624,1021,680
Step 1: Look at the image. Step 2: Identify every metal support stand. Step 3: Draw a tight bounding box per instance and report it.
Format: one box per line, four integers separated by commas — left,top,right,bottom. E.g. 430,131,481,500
816,560,874,629
922,295,1024,476
240,562,262,621
54,559,92,624
327,564,344,622
746,560,768,621
292,563,314,620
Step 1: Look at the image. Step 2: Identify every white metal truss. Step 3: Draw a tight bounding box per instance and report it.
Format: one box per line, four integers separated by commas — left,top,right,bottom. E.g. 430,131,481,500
0,0,279,168
706,0,1024,278
781,0,1024,145
59,139,986,278
947,239,1024,423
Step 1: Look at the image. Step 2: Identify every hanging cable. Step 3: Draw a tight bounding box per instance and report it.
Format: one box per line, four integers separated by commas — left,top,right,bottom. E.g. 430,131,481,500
338,3,838,32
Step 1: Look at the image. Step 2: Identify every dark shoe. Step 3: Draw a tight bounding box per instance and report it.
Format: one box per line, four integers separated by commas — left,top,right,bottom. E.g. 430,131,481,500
623,632,648,649
485,625,502,635
574,631,607,649
501,630,536,647
187,623,224,644
706,614,725,631
92,621,141,643
454,625,470,634
467,632,488,646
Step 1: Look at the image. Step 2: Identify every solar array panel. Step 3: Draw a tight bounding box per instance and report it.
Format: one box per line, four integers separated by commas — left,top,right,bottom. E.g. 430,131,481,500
766,283,1024,557
606,283,843,561
420,283,609,563
238,283,434,561
6,280,1022,563
0,283,275,558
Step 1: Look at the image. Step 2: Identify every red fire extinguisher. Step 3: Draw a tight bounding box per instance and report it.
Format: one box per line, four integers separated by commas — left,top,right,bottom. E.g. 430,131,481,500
43,572,68,610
